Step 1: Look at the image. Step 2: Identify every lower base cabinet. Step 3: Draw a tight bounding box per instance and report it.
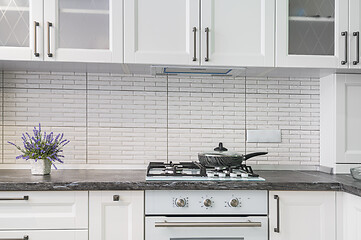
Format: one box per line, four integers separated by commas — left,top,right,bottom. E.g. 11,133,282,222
89,191,144,240
269,191,336,240
337,192,361,240
0,230,87,240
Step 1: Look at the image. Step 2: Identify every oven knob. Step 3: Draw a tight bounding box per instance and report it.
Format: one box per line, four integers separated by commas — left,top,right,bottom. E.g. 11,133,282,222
228,198,239,208
175,198,186,207
203,199,212,207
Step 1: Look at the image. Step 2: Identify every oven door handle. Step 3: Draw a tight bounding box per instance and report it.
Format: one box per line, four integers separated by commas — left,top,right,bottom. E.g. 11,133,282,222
154,221,262,228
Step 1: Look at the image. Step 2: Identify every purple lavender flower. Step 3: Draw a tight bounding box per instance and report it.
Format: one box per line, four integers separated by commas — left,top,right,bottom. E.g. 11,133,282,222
7,124,69,169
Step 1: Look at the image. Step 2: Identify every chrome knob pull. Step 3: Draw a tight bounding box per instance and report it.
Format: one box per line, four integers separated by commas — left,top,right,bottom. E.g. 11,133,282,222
229,198,239,208
175,198,186,207
203,199,212,207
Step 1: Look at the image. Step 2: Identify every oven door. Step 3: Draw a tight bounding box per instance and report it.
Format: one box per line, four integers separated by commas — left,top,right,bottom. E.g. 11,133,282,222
145,216,268,240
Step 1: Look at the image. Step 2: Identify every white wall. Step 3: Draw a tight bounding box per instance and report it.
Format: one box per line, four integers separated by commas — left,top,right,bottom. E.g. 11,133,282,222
0,71,320,167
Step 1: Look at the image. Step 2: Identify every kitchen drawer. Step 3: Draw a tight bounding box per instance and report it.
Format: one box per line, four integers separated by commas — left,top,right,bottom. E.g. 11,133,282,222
0,230,88,240
0,191,88,230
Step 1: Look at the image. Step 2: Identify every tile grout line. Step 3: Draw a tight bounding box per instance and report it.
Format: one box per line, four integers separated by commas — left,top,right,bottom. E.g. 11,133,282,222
166,75,169,163
85,72,88,164
1,70,4,164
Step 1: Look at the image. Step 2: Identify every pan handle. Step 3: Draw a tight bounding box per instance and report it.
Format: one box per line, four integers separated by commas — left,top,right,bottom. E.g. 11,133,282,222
244,152,268,160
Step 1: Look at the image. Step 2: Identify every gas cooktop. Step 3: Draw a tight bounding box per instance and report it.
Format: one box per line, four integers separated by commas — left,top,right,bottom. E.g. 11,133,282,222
146,161,265,181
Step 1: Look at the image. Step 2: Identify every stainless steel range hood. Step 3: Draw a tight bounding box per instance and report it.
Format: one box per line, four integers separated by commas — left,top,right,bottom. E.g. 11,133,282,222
151,65,245,77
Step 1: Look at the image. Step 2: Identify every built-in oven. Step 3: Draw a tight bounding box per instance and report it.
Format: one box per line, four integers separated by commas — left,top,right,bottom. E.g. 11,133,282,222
145,190,268,240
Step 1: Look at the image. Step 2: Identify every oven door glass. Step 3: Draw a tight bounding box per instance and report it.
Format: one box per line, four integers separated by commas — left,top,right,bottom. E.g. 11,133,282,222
145,217,268,240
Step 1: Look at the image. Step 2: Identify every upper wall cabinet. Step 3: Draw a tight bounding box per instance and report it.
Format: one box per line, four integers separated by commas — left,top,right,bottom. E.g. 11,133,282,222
0,0,43,61
44,0,122,62
124,0,199,65
349,0,361,69
124,0,275,67
0,0,122,63
276,0,348,68
201,0,274,67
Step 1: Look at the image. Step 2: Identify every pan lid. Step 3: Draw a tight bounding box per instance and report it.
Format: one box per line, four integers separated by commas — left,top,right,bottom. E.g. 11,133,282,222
199,142,242,157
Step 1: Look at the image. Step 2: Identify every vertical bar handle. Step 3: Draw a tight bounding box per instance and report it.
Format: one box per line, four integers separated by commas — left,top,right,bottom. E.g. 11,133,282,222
47,22,53,57
192,27,197,61
274,195,280,233
353,31,359,65
205,27,209,62
341,31,348,65
34,21,40,57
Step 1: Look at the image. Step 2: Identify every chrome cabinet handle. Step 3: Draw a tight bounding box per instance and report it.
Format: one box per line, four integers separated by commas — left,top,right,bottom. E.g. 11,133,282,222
155,221,262,228
0,236,28,240
34,21,40,57
0,196,29,201
205,27,209,62
353,31,360,65
274,195,280,233
47,22,53,57
192,27,197,61
341,31,348,65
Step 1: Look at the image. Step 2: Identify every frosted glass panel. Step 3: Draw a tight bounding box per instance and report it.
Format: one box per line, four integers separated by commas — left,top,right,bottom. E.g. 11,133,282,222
0,0,29,47
288,0,335,56
58,0,109,49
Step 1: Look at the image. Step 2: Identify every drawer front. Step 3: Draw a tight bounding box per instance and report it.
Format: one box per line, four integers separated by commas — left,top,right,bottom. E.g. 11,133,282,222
0,230,88,240
0,191,88,230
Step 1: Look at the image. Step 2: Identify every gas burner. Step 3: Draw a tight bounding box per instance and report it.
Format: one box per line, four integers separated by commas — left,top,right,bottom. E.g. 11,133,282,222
147,161,260,179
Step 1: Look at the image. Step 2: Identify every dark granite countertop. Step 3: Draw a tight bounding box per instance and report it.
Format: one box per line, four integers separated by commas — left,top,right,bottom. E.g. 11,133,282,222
0,169,360,197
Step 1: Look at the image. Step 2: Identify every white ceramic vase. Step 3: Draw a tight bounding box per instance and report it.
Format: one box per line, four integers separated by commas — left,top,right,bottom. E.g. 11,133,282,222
30,159,51,175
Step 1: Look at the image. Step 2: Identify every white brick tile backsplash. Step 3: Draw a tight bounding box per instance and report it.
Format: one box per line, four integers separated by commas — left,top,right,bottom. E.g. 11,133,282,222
3,88,86,127
0,72,320,166
87,127,167,164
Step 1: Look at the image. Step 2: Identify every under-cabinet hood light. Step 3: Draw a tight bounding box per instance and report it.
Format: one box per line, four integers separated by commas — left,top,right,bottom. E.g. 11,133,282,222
151,65,245,77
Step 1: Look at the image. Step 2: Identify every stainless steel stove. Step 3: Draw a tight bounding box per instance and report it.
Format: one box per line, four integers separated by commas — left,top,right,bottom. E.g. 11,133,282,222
146,161,265,181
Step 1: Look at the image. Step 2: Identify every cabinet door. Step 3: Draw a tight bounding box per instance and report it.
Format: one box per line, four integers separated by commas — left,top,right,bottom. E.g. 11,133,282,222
201,0,274,67
339,193,361,240
269,191,336,240
0,191,88,230
276,0,348,68
0,0,43,60
89,191,144,240
44,0,122,63
336,74,361,164
124,0,199,65
350,0,361,69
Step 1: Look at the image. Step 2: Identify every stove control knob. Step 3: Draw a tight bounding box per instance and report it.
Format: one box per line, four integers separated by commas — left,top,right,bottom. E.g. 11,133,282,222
228,198,239,208
175,198,186,207
203,199,212,207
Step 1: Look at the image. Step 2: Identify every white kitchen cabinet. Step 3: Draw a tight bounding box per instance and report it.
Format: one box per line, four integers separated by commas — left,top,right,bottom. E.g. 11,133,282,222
276,0,348,68
89,191,144,240
0,0,122,63
269,191,336,240
0,0,43,61
201,0,274,67
124,0,199,65
44,0,122,63
350,0,361,68
337,192,361,240
0,191,88,230
320,74,361,173
124,0,274,67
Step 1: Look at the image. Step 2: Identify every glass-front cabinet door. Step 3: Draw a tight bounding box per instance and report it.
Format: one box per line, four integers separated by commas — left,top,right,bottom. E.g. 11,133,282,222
276,0,348,68
0,0,42,60
44,0,122,63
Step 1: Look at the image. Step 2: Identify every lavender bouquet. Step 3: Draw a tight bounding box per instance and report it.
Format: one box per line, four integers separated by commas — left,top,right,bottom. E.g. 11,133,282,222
8,124,69,174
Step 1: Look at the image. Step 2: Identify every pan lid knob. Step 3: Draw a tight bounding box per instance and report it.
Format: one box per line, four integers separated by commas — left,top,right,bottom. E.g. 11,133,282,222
214,142,228,152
